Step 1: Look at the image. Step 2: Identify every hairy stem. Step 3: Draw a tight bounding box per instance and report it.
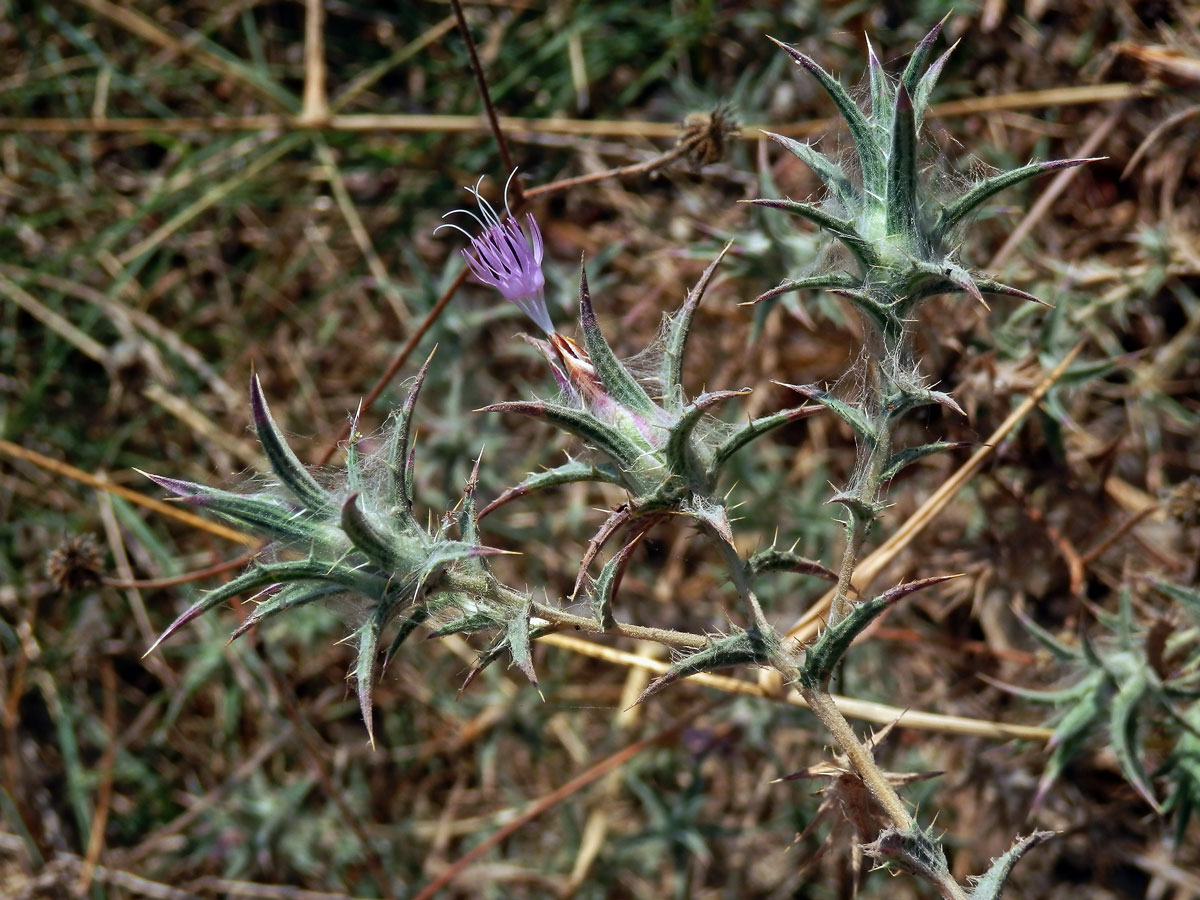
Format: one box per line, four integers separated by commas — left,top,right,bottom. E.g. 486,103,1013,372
827,426,891,628
703,521,773,635
800,687,914,830
439,570,709,651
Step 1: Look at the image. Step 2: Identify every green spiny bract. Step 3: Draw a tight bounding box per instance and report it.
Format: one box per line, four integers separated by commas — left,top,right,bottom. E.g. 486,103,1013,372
481,248,819,606
142,358,536,746
998,587,1200,818
752,23,1096,347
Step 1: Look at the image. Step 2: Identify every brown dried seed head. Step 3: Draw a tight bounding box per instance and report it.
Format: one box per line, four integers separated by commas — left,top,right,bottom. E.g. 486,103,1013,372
46,534,103,592
678,107,739,166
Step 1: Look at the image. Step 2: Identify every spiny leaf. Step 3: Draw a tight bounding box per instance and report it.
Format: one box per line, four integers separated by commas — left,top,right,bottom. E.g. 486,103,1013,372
140,472,327,543
635,627,778,705
229,582,344,642
384,348,435,512
146,558,350,656
662,241,732,406
978,671,1100,705
744,199,876,267
886,84,918,240
505,600,538,687
768,37,886,193
577,267,658,416
934,158,1100,244
763,132,856,209
459,624,555,695
1033,682,1107,809
748,548,838,583
1109,668,1161,811
826,287,897,337
381,606,432,672
800,576,958,688
341,493,406,572
875,573,962,605
430,611,498,637
1155,581,1200,626
421,540,507,581
354,618,380,748
708,405,820,477
588,530,648,630
880,441,972,482
749,272,859,305
480,400,647,471
973,277,1050,307
865,37,889,123
861,825,951,886
665,389,749,483
480,460,622,519
967,831,1055,900
913,258,987,309
570,505,645,601
899,17,946,95
913,41,957,124
1013,607,1083,662
250,373,333,515
774,382,877,440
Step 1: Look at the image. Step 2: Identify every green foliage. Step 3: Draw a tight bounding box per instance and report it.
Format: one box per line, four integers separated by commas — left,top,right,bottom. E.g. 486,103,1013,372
144,361,536,745
753,23,1096,343
1006,588,1200,821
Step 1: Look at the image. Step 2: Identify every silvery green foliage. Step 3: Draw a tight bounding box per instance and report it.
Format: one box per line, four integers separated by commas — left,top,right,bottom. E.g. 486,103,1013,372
754,22,1093,345
481,252,825,619
1002,586,1200,827
753,24,1094,532
142,360,535,745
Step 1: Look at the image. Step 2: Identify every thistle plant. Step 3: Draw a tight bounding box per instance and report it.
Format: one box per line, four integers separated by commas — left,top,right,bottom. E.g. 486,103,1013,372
138,24,1122,899
751,20,1096,631
995,583,1200,838
140,365,539,746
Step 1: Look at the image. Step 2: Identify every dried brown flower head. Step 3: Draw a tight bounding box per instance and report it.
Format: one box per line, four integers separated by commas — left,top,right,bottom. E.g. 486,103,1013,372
678,106,739,166
46,534,103,592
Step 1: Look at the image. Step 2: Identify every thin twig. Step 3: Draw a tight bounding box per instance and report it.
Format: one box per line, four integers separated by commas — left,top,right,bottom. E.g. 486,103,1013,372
449,0,522,203
103,550,257,589
76,660,117,895
316,268,468,466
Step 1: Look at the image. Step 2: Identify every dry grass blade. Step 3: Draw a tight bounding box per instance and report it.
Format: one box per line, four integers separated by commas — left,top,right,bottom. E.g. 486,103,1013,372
538,634,1051,741
0,438,256,546
0,83,1140,138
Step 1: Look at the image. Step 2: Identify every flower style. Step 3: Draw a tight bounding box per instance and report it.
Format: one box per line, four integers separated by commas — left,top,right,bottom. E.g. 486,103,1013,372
437,171,553,335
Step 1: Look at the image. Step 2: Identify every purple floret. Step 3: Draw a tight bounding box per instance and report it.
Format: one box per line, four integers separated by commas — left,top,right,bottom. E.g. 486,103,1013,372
437,172,554,335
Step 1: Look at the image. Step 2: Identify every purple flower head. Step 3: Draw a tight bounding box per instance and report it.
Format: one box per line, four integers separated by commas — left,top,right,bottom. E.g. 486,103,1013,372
436,171,553,335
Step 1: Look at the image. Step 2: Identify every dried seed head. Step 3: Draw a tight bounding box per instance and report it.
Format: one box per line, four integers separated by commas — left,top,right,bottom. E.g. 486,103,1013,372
679,107,738,166
46,534,103,592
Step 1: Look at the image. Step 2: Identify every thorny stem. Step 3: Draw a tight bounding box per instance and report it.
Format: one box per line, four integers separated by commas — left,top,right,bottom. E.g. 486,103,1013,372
532,603,709,650
703,521,773,636
438,571,710,651
798,688,915,832
828,426,891,628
